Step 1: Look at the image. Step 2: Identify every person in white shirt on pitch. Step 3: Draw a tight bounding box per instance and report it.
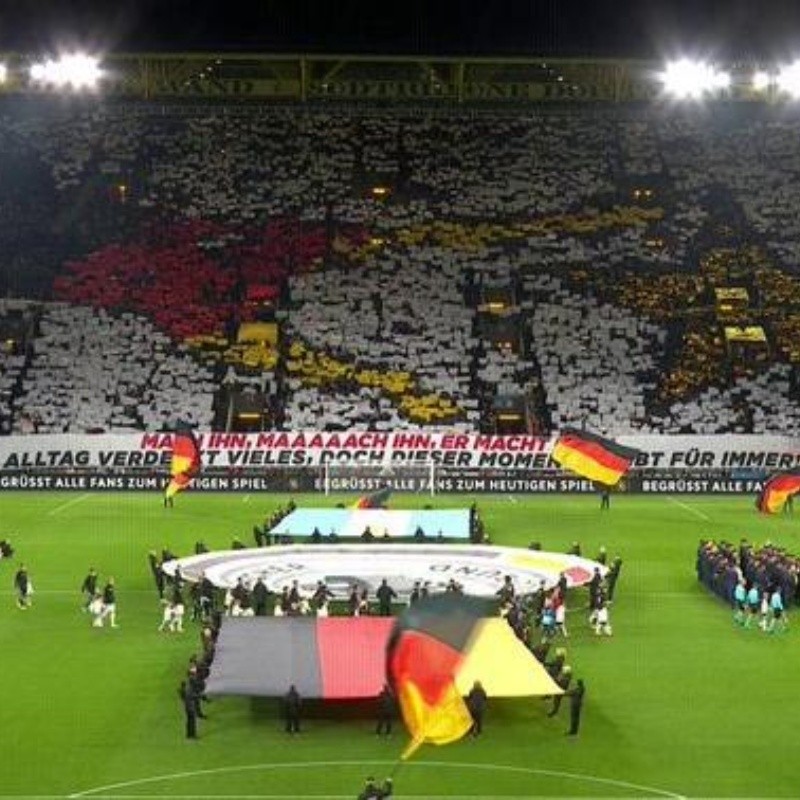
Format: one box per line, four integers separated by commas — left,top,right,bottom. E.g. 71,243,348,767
101,578,118,628
89,593,105,627
766,588,788,633
554,598,568,638
594,600,612,636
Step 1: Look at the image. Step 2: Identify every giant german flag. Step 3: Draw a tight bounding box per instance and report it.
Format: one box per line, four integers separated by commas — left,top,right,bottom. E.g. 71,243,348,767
551,427,639,487
757,469,800,514
165,432,201,500
386,595,561,759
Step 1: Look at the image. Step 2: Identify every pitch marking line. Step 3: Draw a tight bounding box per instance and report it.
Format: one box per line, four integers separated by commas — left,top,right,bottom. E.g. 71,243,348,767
68,759,684,799
666,497,710,521
47,493,92,516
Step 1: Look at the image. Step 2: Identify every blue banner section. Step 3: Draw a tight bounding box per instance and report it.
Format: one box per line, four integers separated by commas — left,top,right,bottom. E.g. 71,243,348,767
270,508,470,541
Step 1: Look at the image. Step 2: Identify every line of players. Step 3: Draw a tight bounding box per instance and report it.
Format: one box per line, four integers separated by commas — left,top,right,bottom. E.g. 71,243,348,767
697,539,791,633
147,570,620,654
732,578,789,633
499,570,620,643
145,542,622,639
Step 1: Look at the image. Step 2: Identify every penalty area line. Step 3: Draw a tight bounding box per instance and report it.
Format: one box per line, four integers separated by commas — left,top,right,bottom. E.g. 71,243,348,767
47,493,92,516
666,496,710,521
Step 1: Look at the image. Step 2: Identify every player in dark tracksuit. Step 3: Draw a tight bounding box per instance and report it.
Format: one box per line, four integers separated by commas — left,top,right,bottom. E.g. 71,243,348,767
606,557,623,602
588,568,603,620
148,551,165,599
81,568,98,611
14,565,31,609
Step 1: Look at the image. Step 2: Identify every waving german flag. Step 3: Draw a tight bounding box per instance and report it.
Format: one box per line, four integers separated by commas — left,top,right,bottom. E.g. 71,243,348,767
552,427,639,486
387,594,561,759
354,485,392,509
165,432,202,500
757,470,800,514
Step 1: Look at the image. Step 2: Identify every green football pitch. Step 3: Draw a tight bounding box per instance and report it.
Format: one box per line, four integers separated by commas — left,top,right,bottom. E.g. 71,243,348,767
0,491,798,799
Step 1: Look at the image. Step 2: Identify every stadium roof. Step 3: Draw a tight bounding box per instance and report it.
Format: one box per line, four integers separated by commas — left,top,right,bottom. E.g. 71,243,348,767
1,0,799,59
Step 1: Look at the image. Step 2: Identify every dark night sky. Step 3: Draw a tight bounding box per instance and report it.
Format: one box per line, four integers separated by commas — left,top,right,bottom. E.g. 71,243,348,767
1,0,800,58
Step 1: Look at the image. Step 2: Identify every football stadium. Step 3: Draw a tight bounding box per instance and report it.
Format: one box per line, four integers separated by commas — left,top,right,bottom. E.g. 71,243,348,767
2,3,800,798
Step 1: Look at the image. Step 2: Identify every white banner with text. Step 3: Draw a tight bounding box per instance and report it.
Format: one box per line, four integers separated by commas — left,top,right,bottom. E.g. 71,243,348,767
0,431,798,473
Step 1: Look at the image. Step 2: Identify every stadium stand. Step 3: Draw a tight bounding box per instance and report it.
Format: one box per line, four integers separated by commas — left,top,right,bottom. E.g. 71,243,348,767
285,247,475,429
0,301,36,434
12,306,216,433
525,273,666,434
1,102,800,434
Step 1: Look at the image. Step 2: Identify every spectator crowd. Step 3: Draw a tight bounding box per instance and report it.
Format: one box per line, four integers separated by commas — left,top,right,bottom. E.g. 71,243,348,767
2,105,800,436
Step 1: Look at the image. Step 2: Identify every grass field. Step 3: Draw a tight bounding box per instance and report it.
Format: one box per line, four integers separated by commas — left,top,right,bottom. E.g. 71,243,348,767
1,490,798,799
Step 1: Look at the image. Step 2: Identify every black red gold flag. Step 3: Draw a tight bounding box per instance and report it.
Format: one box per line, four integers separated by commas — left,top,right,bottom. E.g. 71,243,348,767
386,594,561,759
552,427,638,486
165,432,201,500
757,469,800,514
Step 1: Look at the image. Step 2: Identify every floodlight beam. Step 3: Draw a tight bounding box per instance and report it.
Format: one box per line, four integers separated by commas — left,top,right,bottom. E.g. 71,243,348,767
776,61,800,98
659,58,730,100
29,52,103,90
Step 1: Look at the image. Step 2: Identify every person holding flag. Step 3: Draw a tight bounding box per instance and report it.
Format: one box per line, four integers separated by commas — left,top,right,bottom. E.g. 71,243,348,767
164,431,201,507
357,777,393,799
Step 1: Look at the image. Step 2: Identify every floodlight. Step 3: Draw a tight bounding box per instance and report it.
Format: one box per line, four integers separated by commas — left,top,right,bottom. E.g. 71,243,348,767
30,58,60,84
752,71,772,91
29,52,102,90
776,61,800,98
659,58,730,99
0,63,7,83
59,53,102,88
710,69,731,90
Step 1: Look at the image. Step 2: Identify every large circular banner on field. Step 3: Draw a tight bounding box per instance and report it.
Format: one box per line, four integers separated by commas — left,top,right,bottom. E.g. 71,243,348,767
162,544,604,600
